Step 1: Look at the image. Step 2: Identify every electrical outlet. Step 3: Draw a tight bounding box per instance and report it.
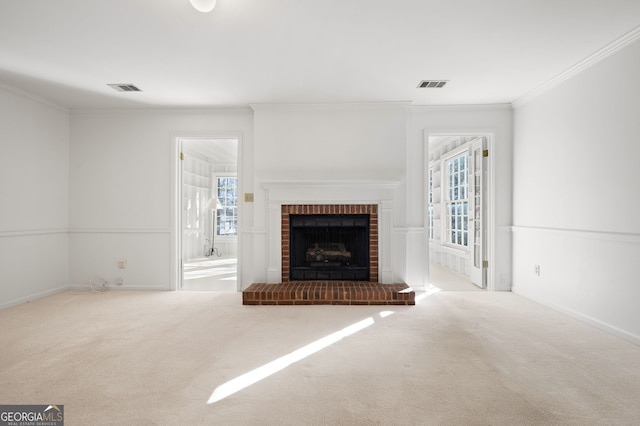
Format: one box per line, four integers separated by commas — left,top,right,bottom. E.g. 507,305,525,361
534,265,540,276
118,258,127,269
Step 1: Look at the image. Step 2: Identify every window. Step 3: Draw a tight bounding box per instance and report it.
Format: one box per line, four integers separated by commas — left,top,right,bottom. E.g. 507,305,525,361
446,153,468,247
216,177,238,236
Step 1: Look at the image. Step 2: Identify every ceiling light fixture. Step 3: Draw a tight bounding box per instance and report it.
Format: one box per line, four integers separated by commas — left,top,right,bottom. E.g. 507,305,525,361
190,0,216,13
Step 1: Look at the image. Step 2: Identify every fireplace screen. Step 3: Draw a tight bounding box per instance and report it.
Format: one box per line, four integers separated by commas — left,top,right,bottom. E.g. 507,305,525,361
289,214,369,281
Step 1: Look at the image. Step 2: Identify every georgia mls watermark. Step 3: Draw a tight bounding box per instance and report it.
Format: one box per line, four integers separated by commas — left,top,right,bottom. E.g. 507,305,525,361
0,405,64,426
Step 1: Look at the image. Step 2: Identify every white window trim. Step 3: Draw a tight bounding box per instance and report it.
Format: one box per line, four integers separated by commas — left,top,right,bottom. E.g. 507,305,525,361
213,173,238,241
427,168,434,240
442,144,471,252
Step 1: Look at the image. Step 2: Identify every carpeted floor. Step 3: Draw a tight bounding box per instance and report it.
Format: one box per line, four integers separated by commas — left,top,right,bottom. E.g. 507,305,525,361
1,289,639,425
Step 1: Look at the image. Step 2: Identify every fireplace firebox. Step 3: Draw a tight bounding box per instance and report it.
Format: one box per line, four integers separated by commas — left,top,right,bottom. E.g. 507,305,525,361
289,214,369,281
281,204,378,283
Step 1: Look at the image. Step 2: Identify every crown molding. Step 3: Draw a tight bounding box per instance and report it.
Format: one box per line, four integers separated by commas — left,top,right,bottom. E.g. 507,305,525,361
70,106,254,116
0,80,69,113
410,103,512,112
512,25,640,109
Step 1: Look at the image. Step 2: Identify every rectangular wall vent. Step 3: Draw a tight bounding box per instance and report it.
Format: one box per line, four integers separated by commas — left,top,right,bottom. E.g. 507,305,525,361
108,83,142,92
417,80,448,88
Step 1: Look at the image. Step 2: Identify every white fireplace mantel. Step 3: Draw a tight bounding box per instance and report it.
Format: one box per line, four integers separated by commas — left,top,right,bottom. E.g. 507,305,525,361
261,180,401,284
261,180,400,204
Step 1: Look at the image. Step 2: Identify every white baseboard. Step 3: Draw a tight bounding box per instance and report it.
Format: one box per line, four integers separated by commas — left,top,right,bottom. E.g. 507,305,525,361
1,285,174,310
0,286,69,311
513,290,640,347
68,284,170,292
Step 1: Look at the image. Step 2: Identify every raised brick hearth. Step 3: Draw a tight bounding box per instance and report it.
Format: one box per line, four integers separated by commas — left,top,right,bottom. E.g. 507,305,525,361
243,282,415,305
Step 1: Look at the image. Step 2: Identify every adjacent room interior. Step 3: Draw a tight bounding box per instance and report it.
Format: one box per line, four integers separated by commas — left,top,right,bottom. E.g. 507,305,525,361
179,138,239,291
427,134,489,291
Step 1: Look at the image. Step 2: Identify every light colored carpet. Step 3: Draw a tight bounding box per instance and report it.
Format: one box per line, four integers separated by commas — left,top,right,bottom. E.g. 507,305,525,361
428,263,482,291
1,289,640,425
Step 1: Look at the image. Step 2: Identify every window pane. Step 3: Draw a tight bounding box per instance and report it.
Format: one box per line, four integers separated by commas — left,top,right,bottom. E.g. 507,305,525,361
216,177,238,236
445,154,469,247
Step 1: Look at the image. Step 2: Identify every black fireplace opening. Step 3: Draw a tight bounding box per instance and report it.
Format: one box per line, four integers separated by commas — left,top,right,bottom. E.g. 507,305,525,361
289,214,369,281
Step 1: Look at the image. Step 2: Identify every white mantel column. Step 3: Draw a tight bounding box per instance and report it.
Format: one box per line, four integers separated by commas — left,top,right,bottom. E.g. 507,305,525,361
379,200,394,283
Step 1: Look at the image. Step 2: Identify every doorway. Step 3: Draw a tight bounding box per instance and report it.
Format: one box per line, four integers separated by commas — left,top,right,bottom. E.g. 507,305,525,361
426,134,491,291
177,137,239,291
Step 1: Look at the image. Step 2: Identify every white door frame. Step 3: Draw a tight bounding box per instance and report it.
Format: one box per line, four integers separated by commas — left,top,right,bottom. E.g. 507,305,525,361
171,134,243,292
425,130,496,291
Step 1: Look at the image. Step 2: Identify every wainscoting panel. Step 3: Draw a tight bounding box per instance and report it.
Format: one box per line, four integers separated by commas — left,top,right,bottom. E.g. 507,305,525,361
0,230,69,309
512,226,640,345
69,229,171,291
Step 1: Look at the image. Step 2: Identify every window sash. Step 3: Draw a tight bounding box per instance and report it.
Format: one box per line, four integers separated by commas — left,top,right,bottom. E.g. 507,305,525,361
427,169,434,239
445,154,468,248
216,177,238,236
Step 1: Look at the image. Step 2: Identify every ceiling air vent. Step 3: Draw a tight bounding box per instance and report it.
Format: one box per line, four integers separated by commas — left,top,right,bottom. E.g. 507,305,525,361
417,80,448,88
108,83,142,92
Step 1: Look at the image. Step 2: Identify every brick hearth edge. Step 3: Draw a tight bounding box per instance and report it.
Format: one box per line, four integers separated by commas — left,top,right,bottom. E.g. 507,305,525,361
242,282,415,306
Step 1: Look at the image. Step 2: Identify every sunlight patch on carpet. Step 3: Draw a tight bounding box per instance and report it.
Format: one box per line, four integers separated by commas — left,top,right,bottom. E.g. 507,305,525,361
207,316,375,404
415,285,441,303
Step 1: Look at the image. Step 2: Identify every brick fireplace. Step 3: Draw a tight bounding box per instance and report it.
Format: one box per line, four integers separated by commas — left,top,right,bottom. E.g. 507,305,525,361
281,204,378,282
242,197,415,305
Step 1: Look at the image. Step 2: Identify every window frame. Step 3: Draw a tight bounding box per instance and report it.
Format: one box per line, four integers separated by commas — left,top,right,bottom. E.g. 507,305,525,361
427,167,435,240
213,174,238,238
443,150,469,250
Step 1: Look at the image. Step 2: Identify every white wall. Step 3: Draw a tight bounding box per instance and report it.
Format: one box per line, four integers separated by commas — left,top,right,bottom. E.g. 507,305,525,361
0,86,513,302
252,103,408,183
69,108,253,290
409,105,514,291
250,103,416,286
0,84,69,308
512,38,640,343
236,102,513,291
